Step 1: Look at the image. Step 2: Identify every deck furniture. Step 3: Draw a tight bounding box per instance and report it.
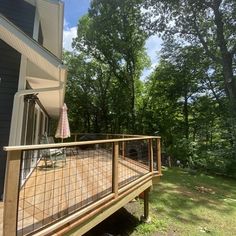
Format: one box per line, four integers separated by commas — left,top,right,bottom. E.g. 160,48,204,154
40,134,66,167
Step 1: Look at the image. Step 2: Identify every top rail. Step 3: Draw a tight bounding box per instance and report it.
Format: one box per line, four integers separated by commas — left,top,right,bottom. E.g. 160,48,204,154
4,135,161,152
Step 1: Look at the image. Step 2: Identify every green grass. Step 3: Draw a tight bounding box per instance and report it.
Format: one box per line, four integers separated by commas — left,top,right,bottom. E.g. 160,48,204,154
132,168,236,236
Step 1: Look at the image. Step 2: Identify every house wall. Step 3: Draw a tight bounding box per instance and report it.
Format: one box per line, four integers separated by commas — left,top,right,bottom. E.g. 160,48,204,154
0,40,21,199
0,0,36,199
0,0,35,36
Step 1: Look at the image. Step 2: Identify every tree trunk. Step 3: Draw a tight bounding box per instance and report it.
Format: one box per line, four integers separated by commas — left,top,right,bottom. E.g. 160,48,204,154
183,95,189,139
131,75,136,133
213,1,236,114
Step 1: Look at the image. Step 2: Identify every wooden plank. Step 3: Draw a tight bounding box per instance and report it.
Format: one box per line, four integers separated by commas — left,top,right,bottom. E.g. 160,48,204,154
143,188,150,220
3,150,22,236
4,136,161,152
32,194,115,236
149,139,154,172
118,173,152,195
0,202,4,236
112,142,119,198
62,180,153,236
157,138,162,174
18,150,152,235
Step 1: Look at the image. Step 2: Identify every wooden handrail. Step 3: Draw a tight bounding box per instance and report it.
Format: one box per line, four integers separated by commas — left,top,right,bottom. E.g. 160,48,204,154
4,136,161,152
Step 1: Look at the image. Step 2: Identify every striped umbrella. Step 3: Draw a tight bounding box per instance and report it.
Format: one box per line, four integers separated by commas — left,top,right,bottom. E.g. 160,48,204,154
55,103,71,140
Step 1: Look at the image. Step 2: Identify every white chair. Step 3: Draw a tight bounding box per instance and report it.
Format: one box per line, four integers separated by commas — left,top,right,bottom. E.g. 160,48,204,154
40,134,66,167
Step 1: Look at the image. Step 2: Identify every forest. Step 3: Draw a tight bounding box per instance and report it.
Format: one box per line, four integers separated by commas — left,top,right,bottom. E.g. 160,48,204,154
63,0,236,177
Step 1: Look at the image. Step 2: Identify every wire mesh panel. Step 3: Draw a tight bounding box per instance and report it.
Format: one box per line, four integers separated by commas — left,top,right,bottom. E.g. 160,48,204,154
118,139,150,188
11,135,160,235
17,143,113,235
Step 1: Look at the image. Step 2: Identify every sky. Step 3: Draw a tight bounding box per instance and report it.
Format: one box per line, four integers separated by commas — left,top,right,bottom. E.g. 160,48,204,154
62,0,162,79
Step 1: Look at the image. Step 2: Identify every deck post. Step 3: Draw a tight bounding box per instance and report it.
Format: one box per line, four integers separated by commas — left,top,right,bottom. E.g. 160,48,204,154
112,142,119,198
122,134,125,159
143,187,150,221
3,150,22,236
149,139,154,172
157,138,162,174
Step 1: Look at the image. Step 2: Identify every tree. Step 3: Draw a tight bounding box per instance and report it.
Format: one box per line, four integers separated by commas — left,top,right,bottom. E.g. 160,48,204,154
73,0,149,132
140,44,232,168
63,51,114,133
144,0,236,115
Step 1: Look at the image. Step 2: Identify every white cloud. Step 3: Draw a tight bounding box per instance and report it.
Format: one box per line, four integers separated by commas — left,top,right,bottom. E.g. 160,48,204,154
63,25,77,52
141,34,163,80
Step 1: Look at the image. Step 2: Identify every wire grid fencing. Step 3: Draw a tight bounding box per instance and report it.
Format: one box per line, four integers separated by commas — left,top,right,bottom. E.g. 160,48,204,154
118,139,150,188
17,143,113,235
12,136,160,235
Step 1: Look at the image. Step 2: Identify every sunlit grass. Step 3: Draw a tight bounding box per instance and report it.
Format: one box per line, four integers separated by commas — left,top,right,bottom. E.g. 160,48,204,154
132,168,236,236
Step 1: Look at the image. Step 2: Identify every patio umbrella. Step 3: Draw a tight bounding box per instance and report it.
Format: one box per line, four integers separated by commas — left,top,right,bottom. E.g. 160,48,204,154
55,103,71,141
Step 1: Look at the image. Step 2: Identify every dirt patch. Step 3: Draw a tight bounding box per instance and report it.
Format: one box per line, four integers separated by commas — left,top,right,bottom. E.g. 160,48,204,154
194,186,216,194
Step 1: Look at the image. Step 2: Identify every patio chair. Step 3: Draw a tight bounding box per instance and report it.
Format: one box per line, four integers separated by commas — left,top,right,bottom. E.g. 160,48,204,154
40,133,66,167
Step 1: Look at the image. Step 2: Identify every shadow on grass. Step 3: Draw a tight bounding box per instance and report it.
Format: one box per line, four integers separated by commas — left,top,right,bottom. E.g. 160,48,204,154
150,167,236,225
84,207,141,236
84,168,236,235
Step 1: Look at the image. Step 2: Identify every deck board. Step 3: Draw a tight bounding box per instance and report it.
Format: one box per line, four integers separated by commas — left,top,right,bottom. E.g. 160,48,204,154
16,149,148,235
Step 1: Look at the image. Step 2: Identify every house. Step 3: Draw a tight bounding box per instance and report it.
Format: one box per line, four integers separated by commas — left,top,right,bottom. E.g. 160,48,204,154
0,0,67,199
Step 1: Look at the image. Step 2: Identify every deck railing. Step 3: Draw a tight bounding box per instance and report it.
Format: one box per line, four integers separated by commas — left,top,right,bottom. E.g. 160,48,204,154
3,135,161,236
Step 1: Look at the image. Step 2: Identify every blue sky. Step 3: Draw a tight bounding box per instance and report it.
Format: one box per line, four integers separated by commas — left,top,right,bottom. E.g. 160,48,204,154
64,0,90,27
62,0,162,79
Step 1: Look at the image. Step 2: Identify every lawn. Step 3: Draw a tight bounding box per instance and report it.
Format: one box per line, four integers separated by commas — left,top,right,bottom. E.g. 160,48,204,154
85,167,236,236
132,168,236,236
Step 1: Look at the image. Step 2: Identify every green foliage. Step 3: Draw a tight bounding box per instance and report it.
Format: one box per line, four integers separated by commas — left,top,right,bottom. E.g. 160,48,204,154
72,0,149,132
144,0,236,115
64,0,236,177
133,216,167,235
139,42,236,176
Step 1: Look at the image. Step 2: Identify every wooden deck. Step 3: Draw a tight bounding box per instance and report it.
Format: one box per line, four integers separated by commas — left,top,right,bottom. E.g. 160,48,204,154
16,149,149,235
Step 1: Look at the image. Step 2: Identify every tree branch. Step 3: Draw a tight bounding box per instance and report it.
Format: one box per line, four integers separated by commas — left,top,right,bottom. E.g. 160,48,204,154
192,13,221,63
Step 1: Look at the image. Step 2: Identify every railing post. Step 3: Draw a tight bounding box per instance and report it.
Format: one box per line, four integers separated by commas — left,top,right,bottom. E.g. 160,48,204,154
3,150,22,236
148,139,154,172
157,138,162,175
122,134,125,159
112,142,119,198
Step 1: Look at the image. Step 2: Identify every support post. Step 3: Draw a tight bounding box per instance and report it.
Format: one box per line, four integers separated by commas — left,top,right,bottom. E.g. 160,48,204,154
157,138,162,175
143,188,150,222
112,142,119,198
3,150,22,236
122,134,125,159
148,139,154,172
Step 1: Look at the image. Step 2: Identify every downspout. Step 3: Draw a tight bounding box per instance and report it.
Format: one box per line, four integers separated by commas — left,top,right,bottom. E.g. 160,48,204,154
9,67,65,146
